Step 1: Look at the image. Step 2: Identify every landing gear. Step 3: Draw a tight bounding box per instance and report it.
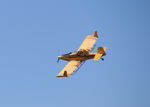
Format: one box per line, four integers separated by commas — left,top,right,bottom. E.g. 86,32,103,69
101,58,104,61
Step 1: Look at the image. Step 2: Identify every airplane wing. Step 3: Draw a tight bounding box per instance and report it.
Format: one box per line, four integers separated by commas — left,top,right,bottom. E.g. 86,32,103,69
78,31,98,52
56,60,81,77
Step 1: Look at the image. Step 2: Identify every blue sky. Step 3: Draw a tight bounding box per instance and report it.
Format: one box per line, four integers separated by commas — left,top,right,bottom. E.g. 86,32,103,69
0,0,150,107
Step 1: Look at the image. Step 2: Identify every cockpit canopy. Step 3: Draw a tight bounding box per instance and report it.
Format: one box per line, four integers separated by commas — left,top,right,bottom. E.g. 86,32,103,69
62,52,72,56
61,50,88,57
62,51,77,56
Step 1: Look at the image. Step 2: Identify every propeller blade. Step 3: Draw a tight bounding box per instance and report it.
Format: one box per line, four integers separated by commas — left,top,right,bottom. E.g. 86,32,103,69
57,58,60,63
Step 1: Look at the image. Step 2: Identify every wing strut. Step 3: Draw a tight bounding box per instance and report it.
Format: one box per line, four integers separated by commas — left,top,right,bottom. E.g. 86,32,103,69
90,44,96,52
71,61,85,76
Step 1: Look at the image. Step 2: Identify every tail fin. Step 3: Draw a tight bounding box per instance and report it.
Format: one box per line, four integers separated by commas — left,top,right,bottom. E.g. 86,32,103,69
94,47,107,61
93,31,98,38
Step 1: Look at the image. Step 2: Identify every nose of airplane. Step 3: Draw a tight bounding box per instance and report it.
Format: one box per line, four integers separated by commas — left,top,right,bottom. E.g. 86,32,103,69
58,56,62,58
57,56,62,63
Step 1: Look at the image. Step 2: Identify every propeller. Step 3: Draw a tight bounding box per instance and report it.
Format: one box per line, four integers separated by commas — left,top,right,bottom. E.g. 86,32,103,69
57,49,62,63
57,57,60,63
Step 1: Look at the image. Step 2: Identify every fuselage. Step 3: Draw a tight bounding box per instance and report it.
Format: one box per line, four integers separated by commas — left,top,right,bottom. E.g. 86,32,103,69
58,51,96,61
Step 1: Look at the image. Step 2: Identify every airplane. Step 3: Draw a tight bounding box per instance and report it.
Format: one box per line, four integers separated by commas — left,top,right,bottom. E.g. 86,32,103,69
56,31,107,77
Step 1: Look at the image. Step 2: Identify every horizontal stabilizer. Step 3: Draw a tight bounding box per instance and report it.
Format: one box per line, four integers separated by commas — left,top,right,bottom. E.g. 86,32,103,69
94,54,103,61
94,47,107,61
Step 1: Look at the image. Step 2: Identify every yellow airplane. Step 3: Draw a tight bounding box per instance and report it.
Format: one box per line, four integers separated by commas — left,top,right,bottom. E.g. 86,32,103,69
57,31,107,77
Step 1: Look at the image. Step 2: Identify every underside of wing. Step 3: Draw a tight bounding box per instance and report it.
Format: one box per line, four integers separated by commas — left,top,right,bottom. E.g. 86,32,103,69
56,61,81,77
78,31,98,52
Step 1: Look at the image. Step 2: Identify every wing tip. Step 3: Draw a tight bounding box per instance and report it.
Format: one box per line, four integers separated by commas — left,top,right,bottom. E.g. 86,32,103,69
56,71,69,77
56,75,68,78
93,30,98,38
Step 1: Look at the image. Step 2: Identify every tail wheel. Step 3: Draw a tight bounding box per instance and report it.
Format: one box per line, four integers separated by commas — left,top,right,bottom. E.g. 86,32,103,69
101,58,104,61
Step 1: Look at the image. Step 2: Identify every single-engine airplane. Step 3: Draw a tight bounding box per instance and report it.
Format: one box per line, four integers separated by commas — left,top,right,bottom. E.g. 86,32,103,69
56,31,107,77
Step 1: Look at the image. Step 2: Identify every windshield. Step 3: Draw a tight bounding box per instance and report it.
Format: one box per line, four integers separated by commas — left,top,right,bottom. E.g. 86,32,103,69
62,52,72,56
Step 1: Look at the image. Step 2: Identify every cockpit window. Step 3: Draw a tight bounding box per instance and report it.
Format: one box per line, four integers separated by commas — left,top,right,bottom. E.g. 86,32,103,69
62,52,72,56
70,51,77,55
